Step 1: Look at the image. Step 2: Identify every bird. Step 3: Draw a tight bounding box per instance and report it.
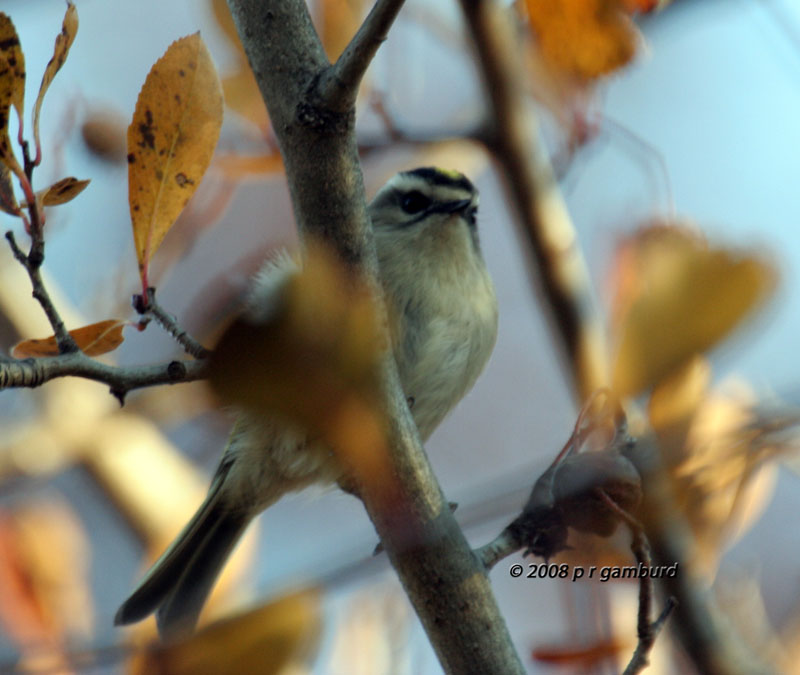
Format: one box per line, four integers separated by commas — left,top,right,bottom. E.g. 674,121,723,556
114,166,499,638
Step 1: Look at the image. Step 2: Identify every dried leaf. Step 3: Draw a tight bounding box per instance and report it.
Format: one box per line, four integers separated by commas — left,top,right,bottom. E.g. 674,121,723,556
38,176,90,206
127,33,223,286
0,13,25,137
523,0,638,82
0,162,18,215
320,0,367,61
81,107,127,163
610,222,776,397
0,51,24,181
32,1,78,164
215,152,283,179
129,591,320,675
12,319,126,358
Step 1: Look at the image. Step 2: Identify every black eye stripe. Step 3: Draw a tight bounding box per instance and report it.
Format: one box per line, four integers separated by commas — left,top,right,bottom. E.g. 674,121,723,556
400,190,432,214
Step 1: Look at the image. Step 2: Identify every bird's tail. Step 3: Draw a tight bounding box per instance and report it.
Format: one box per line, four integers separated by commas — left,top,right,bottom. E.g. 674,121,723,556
114,461,248,639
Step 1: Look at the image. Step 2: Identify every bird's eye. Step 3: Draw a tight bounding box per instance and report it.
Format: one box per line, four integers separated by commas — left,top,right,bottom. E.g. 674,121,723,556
400,191,431,214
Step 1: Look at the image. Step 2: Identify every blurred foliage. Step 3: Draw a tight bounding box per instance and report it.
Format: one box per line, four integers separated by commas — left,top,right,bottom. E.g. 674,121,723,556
128,591,321,675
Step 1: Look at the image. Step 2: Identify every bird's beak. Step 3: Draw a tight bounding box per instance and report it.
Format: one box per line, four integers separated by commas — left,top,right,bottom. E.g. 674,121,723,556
434,198,473,215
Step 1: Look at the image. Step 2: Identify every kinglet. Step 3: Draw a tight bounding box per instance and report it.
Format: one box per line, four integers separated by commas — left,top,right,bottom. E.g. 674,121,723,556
115,167,499,637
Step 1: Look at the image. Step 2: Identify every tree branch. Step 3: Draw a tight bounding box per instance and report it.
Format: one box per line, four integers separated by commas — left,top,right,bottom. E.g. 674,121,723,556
318,0,407,111
0,351,206,403
458,0,608,401
226,1,525,672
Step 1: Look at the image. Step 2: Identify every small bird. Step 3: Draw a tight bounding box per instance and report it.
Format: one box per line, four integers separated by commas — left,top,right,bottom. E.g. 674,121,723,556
114,167,499,637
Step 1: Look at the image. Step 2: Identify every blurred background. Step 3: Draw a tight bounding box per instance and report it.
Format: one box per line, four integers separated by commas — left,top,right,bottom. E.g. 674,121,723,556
1,0,800,672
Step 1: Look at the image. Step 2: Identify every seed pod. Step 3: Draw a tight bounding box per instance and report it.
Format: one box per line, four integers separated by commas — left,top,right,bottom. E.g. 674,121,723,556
553,451,642,537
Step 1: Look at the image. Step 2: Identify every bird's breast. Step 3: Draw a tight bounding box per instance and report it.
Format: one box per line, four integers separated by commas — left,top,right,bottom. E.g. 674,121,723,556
393,265,498,440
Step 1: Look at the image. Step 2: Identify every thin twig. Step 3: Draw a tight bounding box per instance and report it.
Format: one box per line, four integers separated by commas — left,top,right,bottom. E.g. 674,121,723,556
140,288,211,360
476,528,521,570
4,141,78,354
318,0,408,111
597,490,677,675
0,351,207,403
5,231,77,354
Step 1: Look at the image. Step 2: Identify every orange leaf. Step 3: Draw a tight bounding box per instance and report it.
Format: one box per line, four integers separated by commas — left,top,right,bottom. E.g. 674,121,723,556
610,222,776,397
37,176,89,206
32,1,78,164
523,0,638,82
215,152,283,179
12,319,126,358
127,33,223,286
0,13,25,138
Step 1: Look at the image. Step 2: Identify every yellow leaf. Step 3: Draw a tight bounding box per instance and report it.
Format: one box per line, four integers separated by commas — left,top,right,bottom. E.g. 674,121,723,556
320,0,368,61
127,33,223,287
0,13,25,138
32,1,78,165
215,152,283,179
129,591,321,675
12,319,126,358
0,51,23,182
37,176,90,206
610,223,776,397
523,0,638,82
